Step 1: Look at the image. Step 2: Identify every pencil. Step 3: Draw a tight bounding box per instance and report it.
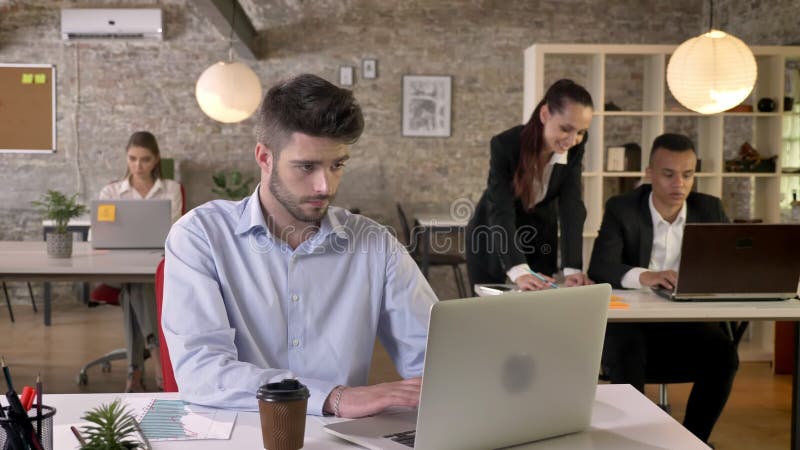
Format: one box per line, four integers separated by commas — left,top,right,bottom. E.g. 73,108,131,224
526,268,559,289
36,373,42,442
71,425,87,446
0,355,14,392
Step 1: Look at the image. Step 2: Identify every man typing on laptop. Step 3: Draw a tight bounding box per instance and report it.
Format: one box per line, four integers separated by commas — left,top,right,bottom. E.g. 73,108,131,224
587,133,738,444
162,74,437,418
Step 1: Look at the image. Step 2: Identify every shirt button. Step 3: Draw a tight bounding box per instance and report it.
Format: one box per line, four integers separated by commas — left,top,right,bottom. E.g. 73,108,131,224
292,339,300,347
291,294,299,302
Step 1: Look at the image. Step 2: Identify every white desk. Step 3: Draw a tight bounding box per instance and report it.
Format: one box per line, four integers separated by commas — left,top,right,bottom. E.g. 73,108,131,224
413,213,469,278
477,285,800,450
47,385,708,449
0,241,163,325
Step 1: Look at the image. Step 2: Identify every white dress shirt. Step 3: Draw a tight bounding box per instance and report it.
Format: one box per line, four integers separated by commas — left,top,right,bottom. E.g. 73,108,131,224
162,188,437,414
620,193,687,289
99,177,183,223
507,151,580,281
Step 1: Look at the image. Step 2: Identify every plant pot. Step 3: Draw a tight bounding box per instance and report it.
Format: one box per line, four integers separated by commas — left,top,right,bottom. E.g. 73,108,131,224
46,231,73,258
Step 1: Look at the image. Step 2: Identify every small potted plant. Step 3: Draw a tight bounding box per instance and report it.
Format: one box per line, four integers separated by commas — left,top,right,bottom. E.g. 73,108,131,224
78,399,144,449
31,189,87,258
212,169,254,200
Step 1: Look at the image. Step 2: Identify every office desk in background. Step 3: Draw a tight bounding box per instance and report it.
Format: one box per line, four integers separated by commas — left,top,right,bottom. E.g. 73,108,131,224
42,218,92,305
0,241,163,326
413,213,468,278
48,385,708,449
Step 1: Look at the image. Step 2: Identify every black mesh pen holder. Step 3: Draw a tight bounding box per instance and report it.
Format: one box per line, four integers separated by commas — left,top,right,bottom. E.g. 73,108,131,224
0,405,56,450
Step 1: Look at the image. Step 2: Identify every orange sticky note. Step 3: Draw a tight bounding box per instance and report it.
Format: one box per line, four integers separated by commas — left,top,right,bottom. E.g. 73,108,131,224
609,295,629,309
96,204,116,222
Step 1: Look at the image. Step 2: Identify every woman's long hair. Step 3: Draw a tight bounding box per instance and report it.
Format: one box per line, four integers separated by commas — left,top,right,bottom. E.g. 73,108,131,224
514,79,593,208
123,131,162,180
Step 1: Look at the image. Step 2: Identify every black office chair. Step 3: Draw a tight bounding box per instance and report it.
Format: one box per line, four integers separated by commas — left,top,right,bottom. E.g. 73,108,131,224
396,203,468,298
601,320,749,413
2,282,37,322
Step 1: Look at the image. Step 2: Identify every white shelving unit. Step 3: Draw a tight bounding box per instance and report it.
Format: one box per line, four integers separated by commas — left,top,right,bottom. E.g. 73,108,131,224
524,43,800,362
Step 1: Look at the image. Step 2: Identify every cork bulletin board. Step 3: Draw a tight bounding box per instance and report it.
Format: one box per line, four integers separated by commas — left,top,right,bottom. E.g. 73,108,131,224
0,64,56,153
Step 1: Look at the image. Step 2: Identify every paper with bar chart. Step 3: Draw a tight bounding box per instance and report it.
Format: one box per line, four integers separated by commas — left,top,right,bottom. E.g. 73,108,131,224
126,398,236,441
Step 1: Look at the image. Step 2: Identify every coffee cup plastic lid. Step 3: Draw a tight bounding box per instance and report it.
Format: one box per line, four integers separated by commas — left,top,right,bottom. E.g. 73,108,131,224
257,379,311,402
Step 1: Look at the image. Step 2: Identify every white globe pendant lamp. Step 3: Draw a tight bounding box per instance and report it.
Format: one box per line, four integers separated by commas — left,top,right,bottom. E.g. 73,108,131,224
666,2,756,115
196,61,261,123
195,1,262,123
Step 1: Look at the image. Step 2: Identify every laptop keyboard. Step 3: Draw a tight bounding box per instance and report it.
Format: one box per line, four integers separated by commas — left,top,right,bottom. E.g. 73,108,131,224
383,430,416,447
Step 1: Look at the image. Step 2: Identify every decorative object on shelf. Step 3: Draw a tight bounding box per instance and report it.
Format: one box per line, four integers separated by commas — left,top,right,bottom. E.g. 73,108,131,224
666,0,756,114
623,143,642,172
791,190,800,222
725,104,753,113
757,98,776,112
212,169,254,200
724,142,777,173
402,75,452,137
606,146,625,171
785,97,795,112
195,0,262,123
78,399,146,449
31,190,87,258
604,101,622,111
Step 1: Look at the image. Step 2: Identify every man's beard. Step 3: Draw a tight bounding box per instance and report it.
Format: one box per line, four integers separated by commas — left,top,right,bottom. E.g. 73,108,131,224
268,166,333,223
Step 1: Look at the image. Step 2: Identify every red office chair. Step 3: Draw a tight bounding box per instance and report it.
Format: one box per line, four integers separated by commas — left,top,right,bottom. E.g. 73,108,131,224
77,183,186,385
155,258,178,392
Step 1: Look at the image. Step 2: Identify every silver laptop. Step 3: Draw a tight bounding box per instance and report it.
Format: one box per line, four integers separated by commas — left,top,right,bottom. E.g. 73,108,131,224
652,224,800,301
90,199,171,249
324,284,611,450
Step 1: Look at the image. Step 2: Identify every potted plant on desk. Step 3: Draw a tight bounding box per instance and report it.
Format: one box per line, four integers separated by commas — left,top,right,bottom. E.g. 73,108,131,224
31,189,87,258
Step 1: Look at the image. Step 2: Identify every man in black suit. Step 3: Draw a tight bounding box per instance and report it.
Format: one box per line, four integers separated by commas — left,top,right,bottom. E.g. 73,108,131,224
588,133,738,444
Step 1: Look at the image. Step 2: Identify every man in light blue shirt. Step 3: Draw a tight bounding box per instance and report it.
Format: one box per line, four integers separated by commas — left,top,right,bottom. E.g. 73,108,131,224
162,74,438,417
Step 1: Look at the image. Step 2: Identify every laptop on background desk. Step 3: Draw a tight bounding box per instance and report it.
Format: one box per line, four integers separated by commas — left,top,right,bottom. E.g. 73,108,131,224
324,284,611,450
90,199,171,249
653,223,800,301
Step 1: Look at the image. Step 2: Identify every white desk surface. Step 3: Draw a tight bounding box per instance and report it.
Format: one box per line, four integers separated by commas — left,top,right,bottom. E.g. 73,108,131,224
0,241,162,280
611,289,800,322
414,213,469,228
475,284,800,322
47,385,707,450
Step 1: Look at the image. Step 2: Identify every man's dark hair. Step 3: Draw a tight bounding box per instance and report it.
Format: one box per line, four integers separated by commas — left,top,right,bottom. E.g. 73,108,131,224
649,133,697,164
255,74,364,155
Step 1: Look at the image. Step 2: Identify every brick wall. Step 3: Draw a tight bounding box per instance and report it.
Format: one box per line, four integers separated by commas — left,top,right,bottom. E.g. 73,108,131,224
5,0,780,301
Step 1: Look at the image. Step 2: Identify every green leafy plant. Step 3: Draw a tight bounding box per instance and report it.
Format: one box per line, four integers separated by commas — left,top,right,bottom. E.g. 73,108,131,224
80,399,141,449
31,190,87,234
212,169,254,200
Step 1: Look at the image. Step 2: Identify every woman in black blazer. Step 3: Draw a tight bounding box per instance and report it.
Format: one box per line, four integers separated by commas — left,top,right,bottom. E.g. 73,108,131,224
466,79,594,290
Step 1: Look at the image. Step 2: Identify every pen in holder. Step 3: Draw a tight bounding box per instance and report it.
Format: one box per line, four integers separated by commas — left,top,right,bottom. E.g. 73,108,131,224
0,404,57,450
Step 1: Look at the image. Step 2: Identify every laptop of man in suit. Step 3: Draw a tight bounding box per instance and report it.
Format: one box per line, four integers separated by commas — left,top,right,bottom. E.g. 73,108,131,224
324,284,611,450
587,133,739,445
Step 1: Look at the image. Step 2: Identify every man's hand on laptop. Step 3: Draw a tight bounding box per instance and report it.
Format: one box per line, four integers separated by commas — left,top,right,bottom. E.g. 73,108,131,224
324,378,422,418
639,270,678,290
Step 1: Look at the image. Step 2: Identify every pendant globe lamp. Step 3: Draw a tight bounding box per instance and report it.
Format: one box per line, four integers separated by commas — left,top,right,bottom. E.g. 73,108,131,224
666,1,756,114
195,1,262,123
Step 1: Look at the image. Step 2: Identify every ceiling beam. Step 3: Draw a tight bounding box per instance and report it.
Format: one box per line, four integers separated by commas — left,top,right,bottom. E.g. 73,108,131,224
195,0,259,60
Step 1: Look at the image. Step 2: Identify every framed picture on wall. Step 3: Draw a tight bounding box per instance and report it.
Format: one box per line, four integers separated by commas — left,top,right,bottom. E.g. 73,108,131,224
402,75,451,137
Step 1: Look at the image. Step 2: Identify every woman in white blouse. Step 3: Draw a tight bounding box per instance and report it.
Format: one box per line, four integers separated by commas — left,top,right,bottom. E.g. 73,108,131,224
99,131,182,392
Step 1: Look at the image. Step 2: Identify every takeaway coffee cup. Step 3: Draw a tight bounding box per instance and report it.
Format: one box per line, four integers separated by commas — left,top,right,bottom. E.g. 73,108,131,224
257,379,310,450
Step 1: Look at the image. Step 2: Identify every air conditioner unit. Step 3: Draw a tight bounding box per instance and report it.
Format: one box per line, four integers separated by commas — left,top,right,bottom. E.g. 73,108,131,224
61,8,163,40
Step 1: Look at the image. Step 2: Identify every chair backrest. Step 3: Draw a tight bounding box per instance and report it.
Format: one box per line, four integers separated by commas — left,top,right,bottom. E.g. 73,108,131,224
179,183,186,215
155,258,178,392
396,203,413,249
